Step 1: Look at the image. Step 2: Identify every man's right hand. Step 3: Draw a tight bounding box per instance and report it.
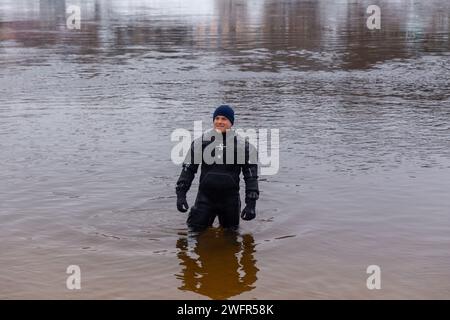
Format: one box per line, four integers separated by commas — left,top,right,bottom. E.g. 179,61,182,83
177,194,189,213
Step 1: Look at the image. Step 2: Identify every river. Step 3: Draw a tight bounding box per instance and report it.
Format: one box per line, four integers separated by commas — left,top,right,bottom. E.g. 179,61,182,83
1,0,449,299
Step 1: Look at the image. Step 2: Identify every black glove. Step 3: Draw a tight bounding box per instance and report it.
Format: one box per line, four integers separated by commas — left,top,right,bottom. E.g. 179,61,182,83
176,191,189,213
241,201,256,221
241,191,259,221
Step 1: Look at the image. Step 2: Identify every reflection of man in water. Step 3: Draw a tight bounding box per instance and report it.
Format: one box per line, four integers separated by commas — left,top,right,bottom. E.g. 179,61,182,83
176,228,258,300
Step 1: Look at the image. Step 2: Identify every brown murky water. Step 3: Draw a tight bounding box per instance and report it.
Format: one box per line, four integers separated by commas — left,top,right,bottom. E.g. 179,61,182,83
1,0,450,299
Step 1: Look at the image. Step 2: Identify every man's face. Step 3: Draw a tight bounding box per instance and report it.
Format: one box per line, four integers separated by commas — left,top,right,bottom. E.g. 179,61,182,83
213,115,232,133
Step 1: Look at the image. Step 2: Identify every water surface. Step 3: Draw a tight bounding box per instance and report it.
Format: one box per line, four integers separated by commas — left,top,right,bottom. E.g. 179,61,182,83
1,0,450,299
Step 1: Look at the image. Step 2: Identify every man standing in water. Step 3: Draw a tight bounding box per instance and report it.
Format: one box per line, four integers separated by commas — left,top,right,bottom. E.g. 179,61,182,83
175,105,259,231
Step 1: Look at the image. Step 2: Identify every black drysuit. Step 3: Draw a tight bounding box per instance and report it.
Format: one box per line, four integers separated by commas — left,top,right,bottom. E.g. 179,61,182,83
176,130,259,230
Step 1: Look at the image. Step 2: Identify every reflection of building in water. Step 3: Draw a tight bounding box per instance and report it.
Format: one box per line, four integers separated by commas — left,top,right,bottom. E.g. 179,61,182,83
192,0,256,49
1,0,448,68
176,228,258,300
38,0,66,28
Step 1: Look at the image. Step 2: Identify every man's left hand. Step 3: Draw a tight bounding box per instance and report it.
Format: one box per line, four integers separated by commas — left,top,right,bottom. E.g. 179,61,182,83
241,200,256,221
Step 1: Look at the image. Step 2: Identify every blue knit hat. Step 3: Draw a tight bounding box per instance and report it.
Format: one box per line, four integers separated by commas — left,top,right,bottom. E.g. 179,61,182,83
213,105,234,125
